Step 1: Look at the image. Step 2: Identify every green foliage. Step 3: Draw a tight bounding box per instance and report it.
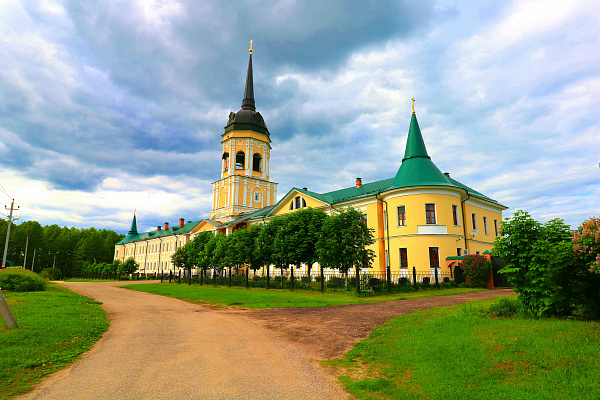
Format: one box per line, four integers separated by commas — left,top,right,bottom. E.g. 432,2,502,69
488,297,522,317
119,258,139,275
39,267,62,280
0,284,108,398
317,207,375,274
0,219,124,278
461,255,492,287
0,268,47,292
493,210,593,318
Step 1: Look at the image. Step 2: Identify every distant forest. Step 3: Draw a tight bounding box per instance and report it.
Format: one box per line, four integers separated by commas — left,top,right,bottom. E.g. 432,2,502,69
0,219,124,276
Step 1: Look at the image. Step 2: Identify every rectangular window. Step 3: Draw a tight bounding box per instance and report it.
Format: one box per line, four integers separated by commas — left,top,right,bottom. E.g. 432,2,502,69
484,217,489,235
254,193,260,202
429,247,439,269
361,214,368,226
472,213,477,230
452,205,459,226
397,206,406,226
457,248,462,256
425,204,436,224
494,219,499,237
399,248,408,269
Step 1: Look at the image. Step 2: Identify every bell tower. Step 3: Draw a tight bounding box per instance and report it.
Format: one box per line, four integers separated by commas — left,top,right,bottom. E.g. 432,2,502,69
210,42,278,223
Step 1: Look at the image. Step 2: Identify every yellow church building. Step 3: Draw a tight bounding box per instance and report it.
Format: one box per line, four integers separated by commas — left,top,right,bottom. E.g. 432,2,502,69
114,46,507,277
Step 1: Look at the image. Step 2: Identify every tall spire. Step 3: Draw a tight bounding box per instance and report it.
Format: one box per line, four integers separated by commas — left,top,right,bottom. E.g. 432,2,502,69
128,213,138,235
241,41,255,111
391,106,455,189
402,113,430,161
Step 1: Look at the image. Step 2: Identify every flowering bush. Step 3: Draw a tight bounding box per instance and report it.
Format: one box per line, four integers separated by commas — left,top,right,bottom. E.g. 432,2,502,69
461,254,492,287
573,217,600,274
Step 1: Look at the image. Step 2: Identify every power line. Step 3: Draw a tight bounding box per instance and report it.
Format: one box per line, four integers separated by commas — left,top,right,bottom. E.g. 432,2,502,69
0,181,11,199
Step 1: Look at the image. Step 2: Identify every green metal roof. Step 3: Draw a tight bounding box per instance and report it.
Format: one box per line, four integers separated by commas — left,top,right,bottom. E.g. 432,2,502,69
294,178,395,205
117,219,203,245
446,256,465,261
221,205,275,227
391,113,458,190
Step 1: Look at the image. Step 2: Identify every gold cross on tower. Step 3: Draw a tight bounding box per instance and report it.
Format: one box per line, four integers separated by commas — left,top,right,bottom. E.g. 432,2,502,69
411,97,415,114
249,39,253,54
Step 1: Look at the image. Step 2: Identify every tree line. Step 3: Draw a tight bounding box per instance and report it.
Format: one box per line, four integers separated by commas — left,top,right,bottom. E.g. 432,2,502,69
0,219,124,276
170,207,375,277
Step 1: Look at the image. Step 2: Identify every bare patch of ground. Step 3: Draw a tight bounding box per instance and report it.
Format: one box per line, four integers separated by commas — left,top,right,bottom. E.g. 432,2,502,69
233,289,515,359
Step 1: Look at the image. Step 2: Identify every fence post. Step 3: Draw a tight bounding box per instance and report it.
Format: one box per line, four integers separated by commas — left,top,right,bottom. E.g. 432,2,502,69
412,266,417,289
213,268,216,285
160,270,163,282
290,266,294,291
355,266,360,294
320,266,324,293
178,270,181,284
266,265,270,290
228,267,232,287
246,267,249,288
188,269,191,285
434,265,439,288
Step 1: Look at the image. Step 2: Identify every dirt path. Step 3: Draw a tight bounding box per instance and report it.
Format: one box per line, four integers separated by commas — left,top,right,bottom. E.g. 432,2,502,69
236,288,515,359
19,281,349,400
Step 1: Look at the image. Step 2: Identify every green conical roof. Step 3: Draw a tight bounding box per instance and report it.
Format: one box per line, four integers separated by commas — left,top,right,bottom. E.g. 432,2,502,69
391,113,456,189
128,214,138,235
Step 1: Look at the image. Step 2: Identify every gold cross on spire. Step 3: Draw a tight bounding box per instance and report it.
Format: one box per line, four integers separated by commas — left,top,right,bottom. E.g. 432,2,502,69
411,97,415,114
249,39,253,54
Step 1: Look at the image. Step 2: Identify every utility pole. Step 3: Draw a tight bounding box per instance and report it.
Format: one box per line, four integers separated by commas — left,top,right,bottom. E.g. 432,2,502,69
31,248,36,271
2,199,19,269
23,235,29,269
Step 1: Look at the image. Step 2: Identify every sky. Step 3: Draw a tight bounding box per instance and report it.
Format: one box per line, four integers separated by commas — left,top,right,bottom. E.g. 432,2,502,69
0,0,598,234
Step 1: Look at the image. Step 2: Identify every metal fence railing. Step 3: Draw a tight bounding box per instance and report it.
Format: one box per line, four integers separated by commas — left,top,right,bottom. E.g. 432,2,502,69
70,265,468,295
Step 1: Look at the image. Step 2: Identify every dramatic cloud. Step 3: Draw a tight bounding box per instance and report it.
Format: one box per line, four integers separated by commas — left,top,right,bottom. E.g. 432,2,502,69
0,0,597,232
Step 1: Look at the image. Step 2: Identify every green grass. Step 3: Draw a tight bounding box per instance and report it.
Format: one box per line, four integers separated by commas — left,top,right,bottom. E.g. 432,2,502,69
0,284,109,399
325,296,600,400
121,282,483,308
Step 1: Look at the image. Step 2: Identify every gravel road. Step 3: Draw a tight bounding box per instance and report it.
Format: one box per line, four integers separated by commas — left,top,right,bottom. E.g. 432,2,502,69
18,281,349,400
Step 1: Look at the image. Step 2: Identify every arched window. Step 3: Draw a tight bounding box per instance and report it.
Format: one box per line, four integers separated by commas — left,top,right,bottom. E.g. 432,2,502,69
289,196,307,210
252,153,262,172
222,152,229,171
235,151,245,170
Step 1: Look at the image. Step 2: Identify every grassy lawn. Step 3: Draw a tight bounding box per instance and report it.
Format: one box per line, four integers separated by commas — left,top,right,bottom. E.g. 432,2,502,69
121,282,483,308
0,284,108,400
325,297,600,400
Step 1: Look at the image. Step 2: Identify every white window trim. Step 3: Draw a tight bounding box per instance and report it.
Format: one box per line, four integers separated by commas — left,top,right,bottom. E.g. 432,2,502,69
397,205,406,227
425,203,437,225
452,204,460,226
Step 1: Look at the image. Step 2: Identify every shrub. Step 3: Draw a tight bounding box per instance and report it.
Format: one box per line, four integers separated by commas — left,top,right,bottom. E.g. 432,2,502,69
461,255,492,287
0,268,47,292
489,297,521,318
493,211,588,318
39,267,62,280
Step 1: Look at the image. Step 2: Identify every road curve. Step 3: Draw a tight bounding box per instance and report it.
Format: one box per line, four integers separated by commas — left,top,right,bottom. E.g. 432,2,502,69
18,281,349,400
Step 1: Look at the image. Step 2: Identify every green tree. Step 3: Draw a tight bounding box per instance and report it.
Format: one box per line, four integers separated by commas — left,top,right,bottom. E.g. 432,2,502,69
255,217,287,273
317,208,375,275
187,232,214,269
119,258,139,275
492,210,584,317
275,208,327,275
